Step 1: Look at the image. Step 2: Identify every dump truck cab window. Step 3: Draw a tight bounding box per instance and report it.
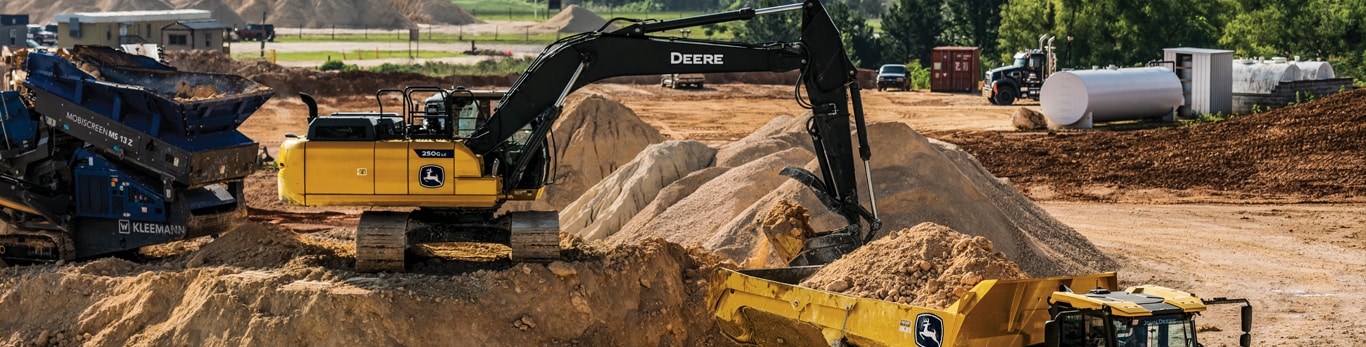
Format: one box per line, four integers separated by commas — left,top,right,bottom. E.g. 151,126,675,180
1113,315,1196,347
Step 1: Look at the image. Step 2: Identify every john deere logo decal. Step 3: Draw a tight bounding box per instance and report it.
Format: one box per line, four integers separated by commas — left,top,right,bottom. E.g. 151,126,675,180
914,313,943,347
419,164,445,188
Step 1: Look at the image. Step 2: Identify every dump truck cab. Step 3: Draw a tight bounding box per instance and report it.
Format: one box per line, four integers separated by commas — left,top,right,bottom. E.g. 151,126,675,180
1047,286,1210,347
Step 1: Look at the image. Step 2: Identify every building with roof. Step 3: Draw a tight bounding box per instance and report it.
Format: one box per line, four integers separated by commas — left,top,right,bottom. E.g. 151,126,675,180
1,14,29,48
55,9,212,49
161,20,229,51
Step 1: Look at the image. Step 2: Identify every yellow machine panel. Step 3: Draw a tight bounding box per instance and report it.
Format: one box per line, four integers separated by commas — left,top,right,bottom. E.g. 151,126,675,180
406,142,456,195
374,141,409,194
302,141,375,195
277,137,528,208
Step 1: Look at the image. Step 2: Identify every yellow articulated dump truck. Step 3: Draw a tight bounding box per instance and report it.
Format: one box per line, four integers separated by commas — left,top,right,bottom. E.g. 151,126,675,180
708,267,1252,347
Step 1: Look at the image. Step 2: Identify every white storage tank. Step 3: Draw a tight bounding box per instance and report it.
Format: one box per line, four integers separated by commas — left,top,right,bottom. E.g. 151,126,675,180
1039,67,1184,128
1295,61,1335,80
1232,59,1302,93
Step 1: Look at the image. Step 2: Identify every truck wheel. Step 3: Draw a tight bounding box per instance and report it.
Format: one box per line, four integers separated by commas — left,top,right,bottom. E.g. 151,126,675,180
994,90,1016,106
988,96,999,105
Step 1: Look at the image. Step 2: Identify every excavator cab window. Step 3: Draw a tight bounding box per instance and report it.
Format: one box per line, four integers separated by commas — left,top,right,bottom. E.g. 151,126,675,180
455,99,482,138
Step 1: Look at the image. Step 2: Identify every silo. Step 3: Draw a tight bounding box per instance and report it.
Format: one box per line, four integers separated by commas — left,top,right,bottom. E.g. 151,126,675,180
1040,67,1184,128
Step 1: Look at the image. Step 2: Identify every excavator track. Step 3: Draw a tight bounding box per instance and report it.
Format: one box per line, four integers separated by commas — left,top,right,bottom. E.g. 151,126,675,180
507,211,560,262
355,211,409,272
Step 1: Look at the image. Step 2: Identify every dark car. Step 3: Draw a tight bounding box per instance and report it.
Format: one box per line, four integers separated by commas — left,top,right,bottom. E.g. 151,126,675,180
237,24,276,42
876,64,909,91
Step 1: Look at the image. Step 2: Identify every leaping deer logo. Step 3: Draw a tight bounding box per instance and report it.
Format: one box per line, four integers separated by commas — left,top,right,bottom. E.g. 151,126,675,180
419,165,444,188
914,313,943,347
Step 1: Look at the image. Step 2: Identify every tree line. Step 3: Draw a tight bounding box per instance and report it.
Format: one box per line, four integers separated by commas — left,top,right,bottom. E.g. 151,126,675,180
587,0,1365,84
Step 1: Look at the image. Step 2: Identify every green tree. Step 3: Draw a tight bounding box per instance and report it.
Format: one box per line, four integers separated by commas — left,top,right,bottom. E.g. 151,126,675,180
942,0,1006,59
996,0,1224,69
880,0,945,64
994,0,1054,64
732,0,799,42
827,1,882,68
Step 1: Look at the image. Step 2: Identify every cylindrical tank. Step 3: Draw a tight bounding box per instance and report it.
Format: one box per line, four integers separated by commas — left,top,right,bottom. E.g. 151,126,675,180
1294,61,1335,80
1232,60,1302,93
1039,67,1184,126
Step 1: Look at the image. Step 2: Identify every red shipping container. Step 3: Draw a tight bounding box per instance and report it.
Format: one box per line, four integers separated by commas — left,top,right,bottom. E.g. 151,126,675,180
930,47,980,93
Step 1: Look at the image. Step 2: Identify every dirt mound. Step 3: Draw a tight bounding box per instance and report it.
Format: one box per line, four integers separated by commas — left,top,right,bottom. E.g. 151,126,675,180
536,5,616,33
183,223,320,268
382,0,482,26
0,223,737,346
562,140,716,240
800,222,1027,309
7,0,477,28
589,114,1113,276
941,87,1366,202
504,94,666,212
163,50,519,98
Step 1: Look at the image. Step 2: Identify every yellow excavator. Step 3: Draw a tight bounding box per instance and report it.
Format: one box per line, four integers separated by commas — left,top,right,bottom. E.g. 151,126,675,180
276,0,884,272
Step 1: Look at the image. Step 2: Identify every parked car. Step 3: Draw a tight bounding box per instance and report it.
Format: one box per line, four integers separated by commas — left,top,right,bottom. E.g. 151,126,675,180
236,24,276,42
876,64,909,91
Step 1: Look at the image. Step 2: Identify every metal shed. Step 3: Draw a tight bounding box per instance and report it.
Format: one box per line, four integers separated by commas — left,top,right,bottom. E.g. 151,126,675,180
1163,47,1233,116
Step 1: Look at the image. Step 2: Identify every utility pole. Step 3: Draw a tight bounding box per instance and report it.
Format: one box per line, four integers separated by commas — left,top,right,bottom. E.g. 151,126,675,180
259,10,266,58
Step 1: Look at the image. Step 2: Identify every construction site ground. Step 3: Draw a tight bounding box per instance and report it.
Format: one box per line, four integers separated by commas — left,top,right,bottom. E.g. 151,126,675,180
2,58,1362,345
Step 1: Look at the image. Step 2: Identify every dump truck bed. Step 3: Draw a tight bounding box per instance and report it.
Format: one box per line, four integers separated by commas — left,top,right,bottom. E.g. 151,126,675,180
707,267,1118,347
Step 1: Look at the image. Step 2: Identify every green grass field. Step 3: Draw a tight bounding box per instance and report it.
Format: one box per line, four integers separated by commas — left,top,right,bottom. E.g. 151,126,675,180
232,50,464,62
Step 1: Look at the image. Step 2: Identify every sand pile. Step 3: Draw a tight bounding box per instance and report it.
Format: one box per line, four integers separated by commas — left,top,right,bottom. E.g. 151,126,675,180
536,5,617,33
503,94,666,212
0,223,736,346
943,87,1366,201
573,112,1114,277
561,140,715,240
6,0,478,28
799,222,1027,309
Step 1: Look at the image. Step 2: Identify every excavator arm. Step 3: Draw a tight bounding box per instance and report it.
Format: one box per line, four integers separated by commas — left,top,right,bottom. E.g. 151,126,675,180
465,0,881,265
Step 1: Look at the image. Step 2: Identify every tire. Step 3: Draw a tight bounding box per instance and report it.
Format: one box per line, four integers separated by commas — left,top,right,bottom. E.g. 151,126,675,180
988,96,999,105
994,90,1016,106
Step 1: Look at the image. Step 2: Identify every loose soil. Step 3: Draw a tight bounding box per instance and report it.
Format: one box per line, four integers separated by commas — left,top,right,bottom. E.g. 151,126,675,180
937,88,1366,203
799,222,1027,309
